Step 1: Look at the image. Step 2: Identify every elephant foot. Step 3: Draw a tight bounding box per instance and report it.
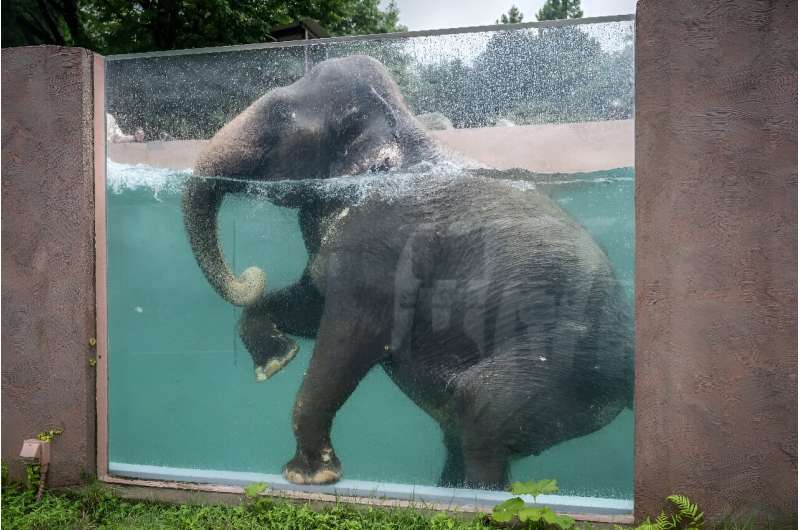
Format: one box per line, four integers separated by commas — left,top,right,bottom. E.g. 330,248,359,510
253,328,299,382
283,448,342,485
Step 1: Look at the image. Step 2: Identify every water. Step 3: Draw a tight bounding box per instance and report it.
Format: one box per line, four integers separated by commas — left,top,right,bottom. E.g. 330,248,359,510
106,162,634,499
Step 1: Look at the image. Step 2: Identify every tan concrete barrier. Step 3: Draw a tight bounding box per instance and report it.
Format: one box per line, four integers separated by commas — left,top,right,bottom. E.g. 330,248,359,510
108,120,634,173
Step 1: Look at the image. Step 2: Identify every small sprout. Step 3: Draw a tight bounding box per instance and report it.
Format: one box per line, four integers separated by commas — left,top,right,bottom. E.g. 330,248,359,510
89,338,97,347
88,357,97,367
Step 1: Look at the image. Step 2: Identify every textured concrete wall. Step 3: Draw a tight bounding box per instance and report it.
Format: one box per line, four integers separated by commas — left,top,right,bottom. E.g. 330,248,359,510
635,0,797,522
1,46,98,486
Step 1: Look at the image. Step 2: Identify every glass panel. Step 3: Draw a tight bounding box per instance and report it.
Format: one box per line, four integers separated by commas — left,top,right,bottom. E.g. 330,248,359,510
105,16,634,512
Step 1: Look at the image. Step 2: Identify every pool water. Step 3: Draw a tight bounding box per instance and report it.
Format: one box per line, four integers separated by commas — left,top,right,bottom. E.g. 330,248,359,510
106,162,634,499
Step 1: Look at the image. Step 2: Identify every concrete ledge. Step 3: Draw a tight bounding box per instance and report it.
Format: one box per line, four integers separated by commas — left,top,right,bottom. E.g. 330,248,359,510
107,462,633,516
107,120,634,173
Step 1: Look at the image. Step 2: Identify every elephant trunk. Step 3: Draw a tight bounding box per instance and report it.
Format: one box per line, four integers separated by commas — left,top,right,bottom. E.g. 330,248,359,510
181,176,265,306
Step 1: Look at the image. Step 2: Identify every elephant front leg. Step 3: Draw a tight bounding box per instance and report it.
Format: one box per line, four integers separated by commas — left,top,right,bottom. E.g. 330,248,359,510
239,271,324,382
262,271,325,337
283,297,383,485
239,306,299,382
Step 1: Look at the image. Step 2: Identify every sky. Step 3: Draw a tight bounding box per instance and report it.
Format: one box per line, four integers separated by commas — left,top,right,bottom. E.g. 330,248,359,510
385,0,636,32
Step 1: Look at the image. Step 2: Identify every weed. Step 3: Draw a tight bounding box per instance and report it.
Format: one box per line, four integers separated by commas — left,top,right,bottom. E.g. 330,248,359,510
242,481,268,499
490,478,576,529
623,495,704,530
1,479,491,529
35,429,63,443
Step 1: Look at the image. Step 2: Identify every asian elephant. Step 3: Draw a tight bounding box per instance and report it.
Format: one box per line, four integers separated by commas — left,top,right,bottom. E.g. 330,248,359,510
182,55,634,490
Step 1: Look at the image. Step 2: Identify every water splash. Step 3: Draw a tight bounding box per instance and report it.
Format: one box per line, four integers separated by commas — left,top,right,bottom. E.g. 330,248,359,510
106,158,631,205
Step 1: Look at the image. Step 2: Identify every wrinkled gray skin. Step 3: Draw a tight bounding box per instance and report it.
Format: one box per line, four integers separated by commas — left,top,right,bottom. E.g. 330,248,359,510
182,55,634,489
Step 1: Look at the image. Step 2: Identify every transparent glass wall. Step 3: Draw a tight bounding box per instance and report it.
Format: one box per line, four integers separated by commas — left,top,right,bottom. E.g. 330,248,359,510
105,17,634,512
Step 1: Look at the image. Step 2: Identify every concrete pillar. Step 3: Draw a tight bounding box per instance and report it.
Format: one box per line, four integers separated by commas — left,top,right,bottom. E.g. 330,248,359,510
635,0,797,522
1,46,99,486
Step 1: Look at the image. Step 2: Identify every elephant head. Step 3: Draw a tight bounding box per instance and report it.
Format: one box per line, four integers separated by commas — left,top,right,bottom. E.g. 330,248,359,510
182,55,438,307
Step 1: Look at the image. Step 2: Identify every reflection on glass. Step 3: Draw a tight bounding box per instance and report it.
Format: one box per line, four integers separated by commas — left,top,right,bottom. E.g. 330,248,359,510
106,18,635,507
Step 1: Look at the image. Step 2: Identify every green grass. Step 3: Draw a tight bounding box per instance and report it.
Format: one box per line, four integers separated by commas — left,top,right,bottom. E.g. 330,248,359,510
2,481,489,530
2,481,793,530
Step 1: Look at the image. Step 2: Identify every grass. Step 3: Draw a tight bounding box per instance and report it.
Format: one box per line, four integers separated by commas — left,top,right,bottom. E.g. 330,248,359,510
2,480,793,529
2,480,490,530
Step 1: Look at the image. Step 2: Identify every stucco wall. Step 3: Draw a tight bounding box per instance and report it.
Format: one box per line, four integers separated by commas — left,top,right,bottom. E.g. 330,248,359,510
1,46,98,486
635,0,797,522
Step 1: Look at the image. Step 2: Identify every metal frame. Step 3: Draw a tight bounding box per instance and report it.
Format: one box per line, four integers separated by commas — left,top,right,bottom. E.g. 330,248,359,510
94,16,636,523
105,14,634,61
93,53,110,479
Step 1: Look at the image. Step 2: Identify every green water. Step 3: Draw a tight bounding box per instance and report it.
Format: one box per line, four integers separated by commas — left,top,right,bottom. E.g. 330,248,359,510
106,163,634,499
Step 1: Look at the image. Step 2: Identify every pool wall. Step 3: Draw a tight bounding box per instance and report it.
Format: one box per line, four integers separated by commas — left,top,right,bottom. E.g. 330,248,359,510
1,2,797,522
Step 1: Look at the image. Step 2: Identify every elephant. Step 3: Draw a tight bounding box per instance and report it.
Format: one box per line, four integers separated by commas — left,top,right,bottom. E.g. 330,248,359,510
182,55,634,490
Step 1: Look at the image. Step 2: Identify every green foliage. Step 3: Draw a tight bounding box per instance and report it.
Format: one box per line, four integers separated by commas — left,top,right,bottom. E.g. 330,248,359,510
1,0,91,49
2,479,491,529
36,429,63,442
519,506,574,529
2,0,407,54
492,497,526,523
625,494,705,530
2,479,792,530
511,479,559,497
24,464,40,493
491,478,576,529
407,23,633,129
497,5,524,24
535,0,584,21
668,495,704,529
243,482,268,499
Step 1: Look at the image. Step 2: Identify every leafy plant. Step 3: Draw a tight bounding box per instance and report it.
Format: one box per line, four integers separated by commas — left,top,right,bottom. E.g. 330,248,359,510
512,479,560,497
2,482,490,529
24,463,40,493
35,429,63,442
243,482,269,499
623,494,705,530
491,479,575,529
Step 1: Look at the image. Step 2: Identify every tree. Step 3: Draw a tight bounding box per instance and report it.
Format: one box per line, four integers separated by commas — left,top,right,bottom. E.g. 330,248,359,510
497,5,523,24
1,0,92,49
535,0,583,21
1,0,407,54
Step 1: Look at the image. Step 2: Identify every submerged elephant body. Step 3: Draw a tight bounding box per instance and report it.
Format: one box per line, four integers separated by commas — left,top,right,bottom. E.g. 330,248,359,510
182,55,633,489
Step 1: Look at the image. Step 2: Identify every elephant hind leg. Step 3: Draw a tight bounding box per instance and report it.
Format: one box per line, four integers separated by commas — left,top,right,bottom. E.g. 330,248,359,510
461,431,510,490
438,432,465,487
450,362,515,490
439,428,508,490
